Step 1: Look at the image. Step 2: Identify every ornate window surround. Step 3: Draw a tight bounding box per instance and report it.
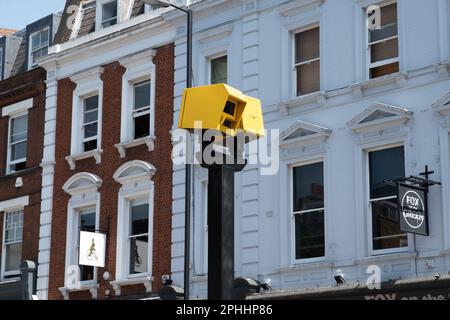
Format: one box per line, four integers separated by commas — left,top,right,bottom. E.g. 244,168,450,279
111,160,156,296
59,172,103,300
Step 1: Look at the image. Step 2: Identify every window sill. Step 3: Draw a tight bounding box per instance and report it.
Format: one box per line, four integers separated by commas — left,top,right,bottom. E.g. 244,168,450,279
354,251,416,265
110,275,153,296
278,91,326,115
278,260,331,273
65,149,103,170
115,136,155,158
59,283,99,300
351,72,407,98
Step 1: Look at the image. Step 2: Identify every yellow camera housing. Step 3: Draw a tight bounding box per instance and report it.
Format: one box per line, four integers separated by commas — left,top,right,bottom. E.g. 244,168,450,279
178,84,265,139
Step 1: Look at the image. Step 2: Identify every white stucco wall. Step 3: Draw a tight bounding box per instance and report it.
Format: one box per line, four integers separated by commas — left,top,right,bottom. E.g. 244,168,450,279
171,0,450,298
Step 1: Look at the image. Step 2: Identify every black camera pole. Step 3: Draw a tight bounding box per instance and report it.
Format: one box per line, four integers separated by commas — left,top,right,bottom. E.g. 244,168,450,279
202,135,246,300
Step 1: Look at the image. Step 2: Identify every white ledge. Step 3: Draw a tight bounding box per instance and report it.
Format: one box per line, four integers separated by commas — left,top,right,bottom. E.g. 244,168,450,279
110,276,153,296
65,149,103,170
59,283,99,300
351,73,407,98
277,261,332,273
354,252,417,265
279,91,327,115
115,136,156,158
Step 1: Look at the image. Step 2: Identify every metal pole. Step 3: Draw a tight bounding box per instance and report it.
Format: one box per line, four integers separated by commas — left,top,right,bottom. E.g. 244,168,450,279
207,164,236,300
183,8,193,301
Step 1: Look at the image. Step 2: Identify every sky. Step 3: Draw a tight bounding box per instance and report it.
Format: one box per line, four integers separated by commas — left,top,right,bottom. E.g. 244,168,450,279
0,0,67,31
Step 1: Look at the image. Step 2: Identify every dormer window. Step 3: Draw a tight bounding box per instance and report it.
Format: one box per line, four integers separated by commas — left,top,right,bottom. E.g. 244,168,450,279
102,1,118,28
28,27,49,69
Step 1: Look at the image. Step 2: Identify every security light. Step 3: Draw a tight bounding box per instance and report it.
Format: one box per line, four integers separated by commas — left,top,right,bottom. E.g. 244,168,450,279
162,274,173,286
102,271,111,281
334,271,345,286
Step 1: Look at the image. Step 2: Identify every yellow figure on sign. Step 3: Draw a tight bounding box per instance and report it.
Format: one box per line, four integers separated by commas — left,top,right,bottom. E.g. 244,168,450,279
86,238,97,261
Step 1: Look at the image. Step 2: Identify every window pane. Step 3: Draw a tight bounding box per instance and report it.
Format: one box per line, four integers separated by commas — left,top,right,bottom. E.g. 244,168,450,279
78,209,95,281
32,34,40,50
84,110,98,124
40,29,49,45
296,60,320,96
381,3,397,27
103,1,117,20
370,62,399,78
131,202,149,236
11,114,28,136
84,95,99,111
83,123,98,139
129,236,148,274
134,114,150,139
369,23,398,43
11,141,27,161
211,56,228,84
5,243,22,272
372,198,407,250
41,46,48,57
83,140,97,152
80,211,96,232
80,265,94,282
11,162,26,172
293,162,324,212
371,38,398,63
369,146,404,199
295,210,325,260
295,27,320,64
134,81,151,110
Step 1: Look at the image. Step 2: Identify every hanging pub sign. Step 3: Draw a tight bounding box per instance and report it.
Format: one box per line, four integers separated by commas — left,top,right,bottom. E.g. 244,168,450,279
79,231,107,268
397,183,429,236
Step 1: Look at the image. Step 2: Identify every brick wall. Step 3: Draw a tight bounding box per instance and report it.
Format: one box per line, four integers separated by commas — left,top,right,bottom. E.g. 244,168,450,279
48,44,174,300
0,67,46,275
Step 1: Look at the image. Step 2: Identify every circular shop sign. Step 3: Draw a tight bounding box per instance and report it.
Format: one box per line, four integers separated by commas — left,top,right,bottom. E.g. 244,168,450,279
401,190,425,229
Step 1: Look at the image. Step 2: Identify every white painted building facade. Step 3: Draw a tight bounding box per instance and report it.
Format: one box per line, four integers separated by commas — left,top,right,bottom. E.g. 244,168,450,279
169,0,450,298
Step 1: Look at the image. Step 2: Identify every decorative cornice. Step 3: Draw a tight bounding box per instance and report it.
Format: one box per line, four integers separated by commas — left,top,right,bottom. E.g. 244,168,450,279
119,49,157,68
69,67,104,84
347,102,413,133
196,23,233,44
432,91,450,116
278,0,324,17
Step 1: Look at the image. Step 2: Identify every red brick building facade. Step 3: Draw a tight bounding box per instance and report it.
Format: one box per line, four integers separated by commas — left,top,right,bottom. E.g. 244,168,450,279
47,45,174,300
0,68,46,283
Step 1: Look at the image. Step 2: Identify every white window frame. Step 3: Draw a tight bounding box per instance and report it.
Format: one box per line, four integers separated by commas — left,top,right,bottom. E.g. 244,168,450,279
292,24,321,98
62,173,102,293
118,51,156,153
366,0,399,79
113,161,155,284
28,27,50,70
72,206,99,283
81,94,100,153
365,143,409,256
289,158,326,265
193,173,208,275
70,68,103,157
209,53,228,85
132,80,152,139
96,0,118,30
121,195,152,279
6,111,28,175
1,209,24,280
